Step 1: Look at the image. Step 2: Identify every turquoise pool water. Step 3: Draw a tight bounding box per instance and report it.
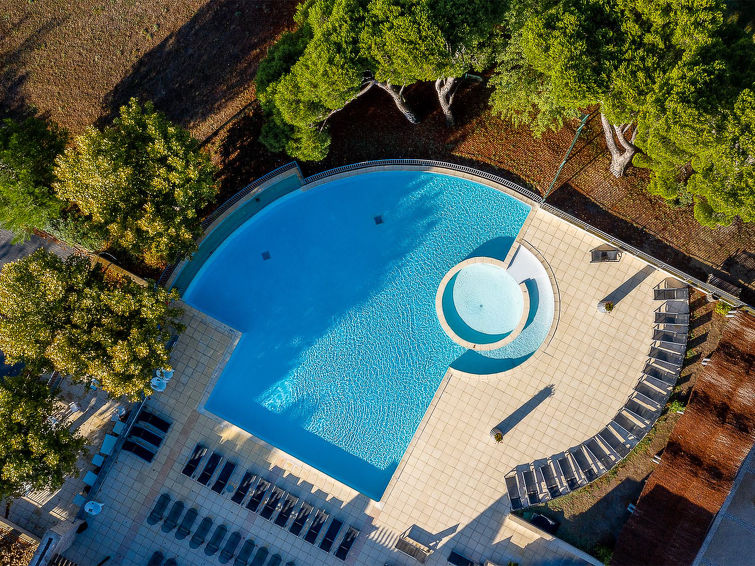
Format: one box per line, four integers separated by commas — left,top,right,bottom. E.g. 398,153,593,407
183,171,536,499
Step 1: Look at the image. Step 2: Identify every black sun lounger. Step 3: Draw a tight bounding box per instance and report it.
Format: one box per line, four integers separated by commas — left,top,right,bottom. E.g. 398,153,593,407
539,463,561,498
204,524,227,556
505,475,523,510
197,452,223,485
523,469,539,505
557,456,579,491
250,547,269,566
304,509,329,544
260,486,284,519
219,531,242,564
147,493,170,525
290,502,313,536
190,516,213,549
175,507,198,540
274,494,299,527
232,471,257,505
147,551,164,566
182,444,207,477
335,526,359,560
267,554,282,566
319,518,343,552
212,461,237,493
129,425,163,448
246,479,270,512
234,539,255,566
137,410,172,434
161,500,184,533
123,439,156,463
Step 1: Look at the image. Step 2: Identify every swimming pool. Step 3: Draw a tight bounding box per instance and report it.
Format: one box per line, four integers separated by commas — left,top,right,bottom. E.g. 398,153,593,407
182,170,545,499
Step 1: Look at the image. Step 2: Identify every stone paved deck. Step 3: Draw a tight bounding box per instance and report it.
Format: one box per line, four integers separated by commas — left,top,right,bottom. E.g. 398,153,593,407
64,204,671,566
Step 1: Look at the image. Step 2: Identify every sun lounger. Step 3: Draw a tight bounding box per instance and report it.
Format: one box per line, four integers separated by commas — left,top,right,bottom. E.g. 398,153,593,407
260,486,284,519
123,439,156,463
204,524,227,556
654,312,689,326
538,463,561,498
246,479,270,512
101,434,118,456
147,493,171,526
557,456,579,491
570,447,597,482
290,502,313,536
586,437,616,469
219,531,242,564
231,471,256,504
304,509,329,544
175,507,198,540
652,328,687,345
505,475,523,510
137,410,171,434
129,425,163,448
197,452,223,485
234,539,255,566
648,347,683,366
250,547,269,566
147,551,164,566
448,550,476,566
181,444,207,477
335,526,359,561
320,518,343,552
598,426,631,458
591,248,622,263
274,494,299,527
190,516,213,549
268,554,282,566
643,363,678,385
212,461,237,494
522,469,539,505
161,500,184,533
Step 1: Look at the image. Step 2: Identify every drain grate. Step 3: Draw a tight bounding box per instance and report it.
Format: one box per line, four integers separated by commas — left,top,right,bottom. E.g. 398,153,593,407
374,215,384,225
261,251,271,260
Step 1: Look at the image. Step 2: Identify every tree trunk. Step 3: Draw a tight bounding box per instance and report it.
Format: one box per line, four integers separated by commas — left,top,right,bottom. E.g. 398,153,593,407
375,81,419,124
435,77,458,127
600,112,638,177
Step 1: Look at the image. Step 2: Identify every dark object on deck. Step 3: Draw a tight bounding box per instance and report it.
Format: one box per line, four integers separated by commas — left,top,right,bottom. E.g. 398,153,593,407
522,469,539,505
539,463,561,498
289,502,313,536
234,539,255,566
182,444,207,477
190,516,213,549
654,287,689,300
249,547,269,566
147,551,163,566
447,550,476,566
591,247,622,263
557,456,579,491
335,526,359,560
530,512,559,535
267,554,282,566
246,479,270,512
274,494,298,527
505,475,523,509
175,507,198,540
219,531,242,564
204,524,228,556
231,471,256,504
260,487,284,519
137,410,172,433
654,312,690,325
319,518,343,552
123,439,156,463
648,347,683,366
129,425,163,448
197,452,223,485
161,500,184,533
147,493,171,525
211,461,237,493
304,509,329,544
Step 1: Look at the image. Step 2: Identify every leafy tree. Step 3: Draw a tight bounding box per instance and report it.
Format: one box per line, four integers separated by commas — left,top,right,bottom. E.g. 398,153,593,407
0,116,67,241
53,99,217,267
0,372,86,500
0,249,183,399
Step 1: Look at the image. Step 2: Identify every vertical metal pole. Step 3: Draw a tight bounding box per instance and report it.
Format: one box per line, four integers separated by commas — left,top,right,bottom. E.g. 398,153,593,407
543,112,591,202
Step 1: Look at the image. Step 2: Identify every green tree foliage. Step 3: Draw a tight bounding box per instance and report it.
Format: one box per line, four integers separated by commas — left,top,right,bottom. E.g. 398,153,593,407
0,116,67,241
490,0,754,226
0,372,86,500
53,99,217,267
0,249,183,399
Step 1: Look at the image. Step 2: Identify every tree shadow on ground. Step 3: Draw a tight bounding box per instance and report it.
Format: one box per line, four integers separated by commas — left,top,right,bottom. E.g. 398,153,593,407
100,0,299,131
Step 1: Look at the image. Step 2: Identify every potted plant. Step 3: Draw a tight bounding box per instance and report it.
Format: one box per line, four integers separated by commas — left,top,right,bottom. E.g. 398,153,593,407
597,300,614,313
490,427,503,443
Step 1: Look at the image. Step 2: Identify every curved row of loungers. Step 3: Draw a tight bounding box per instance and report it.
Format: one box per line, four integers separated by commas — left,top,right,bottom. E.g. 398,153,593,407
505,285,689,509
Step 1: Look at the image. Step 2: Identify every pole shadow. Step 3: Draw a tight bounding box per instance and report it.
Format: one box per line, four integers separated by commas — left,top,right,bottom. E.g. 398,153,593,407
495,385,555,437
601,265,656,305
